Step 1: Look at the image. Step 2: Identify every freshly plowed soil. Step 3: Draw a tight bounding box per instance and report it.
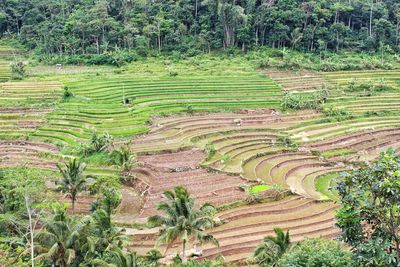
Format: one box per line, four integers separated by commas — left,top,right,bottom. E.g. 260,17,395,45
128,196,339,263
115,149,246,224
0,141,59,169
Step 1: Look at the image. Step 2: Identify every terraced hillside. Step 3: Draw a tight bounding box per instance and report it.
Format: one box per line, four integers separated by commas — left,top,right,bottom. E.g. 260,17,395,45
3,56,400,265
0,81,63,168
33,74,282,147
130,196,339,263
266,69,330,92
0,46,14,82
322,70,400,114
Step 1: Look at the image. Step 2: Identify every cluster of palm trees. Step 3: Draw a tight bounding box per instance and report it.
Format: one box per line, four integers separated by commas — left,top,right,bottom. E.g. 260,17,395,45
47,155,290,266
34,203,135,267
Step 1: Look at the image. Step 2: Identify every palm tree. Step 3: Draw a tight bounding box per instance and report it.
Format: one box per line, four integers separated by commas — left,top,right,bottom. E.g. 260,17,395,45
91,209,127,252
91,248,139,267
148,186,219,262
252,228,291,266
110,145,136,172
35,205,79,267
57,158,88,212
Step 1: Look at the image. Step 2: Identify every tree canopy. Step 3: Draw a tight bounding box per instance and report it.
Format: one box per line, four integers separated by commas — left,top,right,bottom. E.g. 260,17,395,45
1,0,400,57
335,149,400,266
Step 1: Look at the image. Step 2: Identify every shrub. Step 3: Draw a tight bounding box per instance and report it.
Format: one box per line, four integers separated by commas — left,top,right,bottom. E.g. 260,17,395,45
322,106,353,121
346,79,394,96
185,104,194,115
279,238,354,267
77,132,113,156
63,86,73,99
204,143,216,160
281,88,329,110
221,154,231,164
110,145,136,172
277,135,298,149
10,61,26,79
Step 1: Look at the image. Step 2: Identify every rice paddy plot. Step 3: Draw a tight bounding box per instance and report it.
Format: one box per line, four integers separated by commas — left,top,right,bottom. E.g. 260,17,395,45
322,70,400,113
129,196,339,264
0,81,63,140
266,69,330,92
35,75,283,147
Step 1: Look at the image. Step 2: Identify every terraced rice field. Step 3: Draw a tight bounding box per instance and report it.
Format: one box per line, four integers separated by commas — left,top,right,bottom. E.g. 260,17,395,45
266,69,330,92
0,46,14,82
323,70,400,113
129,196,339,263
3,52,400,264
33,75,282,146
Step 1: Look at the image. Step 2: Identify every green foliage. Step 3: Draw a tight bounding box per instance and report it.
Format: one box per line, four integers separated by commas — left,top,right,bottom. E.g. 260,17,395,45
335,149,400,266
77,132,113,157
186,104,194,115
279,238,354,267
250,228,290,266
277,135,298,149
62,86,73,99
3,0,400,65
346,79,396,97
322,106,353,121
205,143,216,160
281,89,329,111
0,168,48,237
110,145,136,172
148,186,218,262
91,187,122,215
221,154,231,165
10,61,25,79
57,158,90,211
35,204,130,267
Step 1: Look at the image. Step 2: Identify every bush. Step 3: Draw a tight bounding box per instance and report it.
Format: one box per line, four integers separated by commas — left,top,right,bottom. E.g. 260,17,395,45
279,238,354,267
346,79,394,96
281,88,329,111
277,135,298,149
38,51,139,66
10,61,26,79
185,104,194,115
322,106,353,121
77,132,113,156
205,143,216,160
63,86,73,99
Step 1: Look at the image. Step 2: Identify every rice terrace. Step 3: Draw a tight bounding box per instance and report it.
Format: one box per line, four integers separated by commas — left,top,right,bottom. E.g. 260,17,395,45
2,1,400,266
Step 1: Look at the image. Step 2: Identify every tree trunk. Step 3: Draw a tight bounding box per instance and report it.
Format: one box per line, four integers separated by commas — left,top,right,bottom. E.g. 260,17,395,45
25,196,35,267
71,194,76,213
182,239,186,263
369,0,374,37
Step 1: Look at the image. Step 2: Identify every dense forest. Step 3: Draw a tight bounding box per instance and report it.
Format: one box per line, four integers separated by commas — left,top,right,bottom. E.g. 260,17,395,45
1,0,400,57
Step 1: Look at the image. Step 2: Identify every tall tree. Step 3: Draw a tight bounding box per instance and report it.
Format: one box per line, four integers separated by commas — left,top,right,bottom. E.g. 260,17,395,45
252,227,291,266
148,186,218,262
335,149,400,266
57,158,89,212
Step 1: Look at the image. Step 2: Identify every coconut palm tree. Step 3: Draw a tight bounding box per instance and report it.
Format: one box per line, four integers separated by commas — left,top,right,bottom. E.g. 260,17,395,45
91,247,139,267
91,209,127,252
35,205,80,267
110,145,136,172
252,227,291,266
148,186,219,262
57,158,89,212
